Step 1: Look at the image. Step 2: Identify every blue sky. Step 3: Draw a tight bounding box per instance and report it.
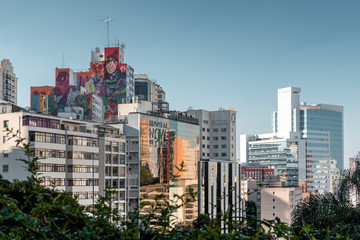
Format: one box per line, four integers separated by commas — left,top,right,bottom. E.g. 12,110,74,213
1,0,360,167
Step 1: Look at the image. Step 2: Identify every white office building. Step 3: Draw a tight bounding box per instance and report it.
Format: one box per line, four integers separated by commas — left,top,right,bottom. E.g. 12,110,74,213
187,109,237,161
245,132,306,187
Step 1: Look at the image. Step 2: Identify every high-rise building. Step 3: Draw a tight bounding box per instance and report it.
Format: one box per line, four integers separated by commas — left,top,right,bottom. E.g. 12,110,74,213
0,59,18,104
300,104,344,170
186,109,237,161
301,129,331,192
241,87,343,193
272,87,301,133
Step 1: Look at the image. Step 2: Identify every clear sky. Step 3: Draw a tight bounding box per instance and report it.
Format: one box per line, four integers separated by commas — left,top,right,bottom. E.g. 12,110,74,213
1,0,359,167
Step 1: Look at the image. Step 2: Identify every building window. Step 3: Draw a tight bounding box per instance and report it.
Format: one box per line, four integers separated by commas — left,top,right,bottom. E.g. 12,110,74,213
232,144,233,148
273,206,275,209
3,151,9,158
213,128,218,132
221,136,226,140
207,153,210,157
221,128,226,132
273,199,275,202
202,128,205,132
213,137,218,141
207,128,210,132
3,136,8,143
273,213,275,216
221,145,226,148
207,137,210,140
3,165,8,172
202,136,205,140
213,145,218,149
207,145,210,149
202,153,205,156
202,144,205,148
3,120,9,128
213,153,218,157
221,153,227,157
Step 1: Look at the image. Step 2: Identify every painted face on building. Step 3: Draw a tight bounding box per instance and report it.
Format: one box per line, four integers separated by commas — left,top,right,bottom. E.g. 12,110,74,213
105,60,117,75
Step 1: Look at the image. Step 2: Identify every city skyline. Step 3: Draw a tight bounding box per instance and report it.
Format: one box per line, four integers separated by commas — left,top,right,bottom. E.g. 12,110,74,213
1,1,360,166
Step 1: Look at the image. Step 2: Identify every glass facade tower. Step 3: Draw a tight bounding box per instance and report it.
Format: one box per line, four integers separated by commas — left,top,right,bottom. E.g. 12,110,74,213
300,105,344,170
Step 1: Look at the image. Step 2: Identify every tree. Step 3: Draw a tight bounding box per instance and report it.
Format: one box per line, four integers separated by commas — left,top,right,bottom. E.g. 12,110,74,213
292,168,360,239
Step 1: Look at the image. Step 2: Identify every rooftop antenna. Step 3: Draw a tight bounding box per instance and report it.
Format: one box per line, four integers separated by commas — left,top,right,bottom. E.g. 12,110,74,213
115,35,120,47
104,17,111,47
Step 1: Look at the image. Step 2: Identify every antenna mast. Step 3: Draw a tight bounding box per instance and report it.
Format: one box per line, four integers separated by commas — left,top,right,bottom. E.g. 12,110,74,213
104,17,111,47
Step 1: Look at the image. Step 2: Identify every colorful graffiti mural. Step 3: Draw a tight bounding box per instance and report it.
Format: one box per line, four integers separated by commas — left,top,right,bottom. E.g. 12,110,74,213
31,86,62,115
55,69,70,95
30,47,130,121
103,48,126,102
75,94,93,120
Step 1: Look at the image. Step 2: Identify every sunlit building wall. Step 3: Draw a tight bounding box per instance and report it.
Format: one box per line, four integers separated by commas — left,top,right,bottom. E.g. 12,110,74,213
124,112,199,226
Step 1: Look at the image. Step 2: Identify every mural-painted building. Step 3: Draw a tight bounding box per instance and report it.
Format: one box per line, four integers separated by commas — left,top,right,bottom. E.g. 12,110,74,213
30,47,135,122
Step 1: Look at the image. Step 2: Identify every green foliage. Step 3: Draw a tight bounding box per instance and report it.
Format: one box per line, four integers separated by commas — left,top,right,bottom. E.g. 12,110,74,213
292,169,360,239
140,165,155,186
0,128,354,239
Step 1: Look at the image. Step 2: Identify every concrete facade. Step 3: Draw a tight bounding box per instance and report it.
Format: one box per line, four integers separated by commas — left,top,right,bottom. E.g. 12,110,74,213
261,186,301,225
187,109,237,161
199,159,243,222
0,111,133,216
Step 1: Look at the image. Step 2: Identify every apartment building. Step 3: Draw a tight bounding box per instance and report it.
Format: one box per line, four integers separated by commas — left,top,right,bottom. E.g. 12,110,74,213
0,111,134,216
